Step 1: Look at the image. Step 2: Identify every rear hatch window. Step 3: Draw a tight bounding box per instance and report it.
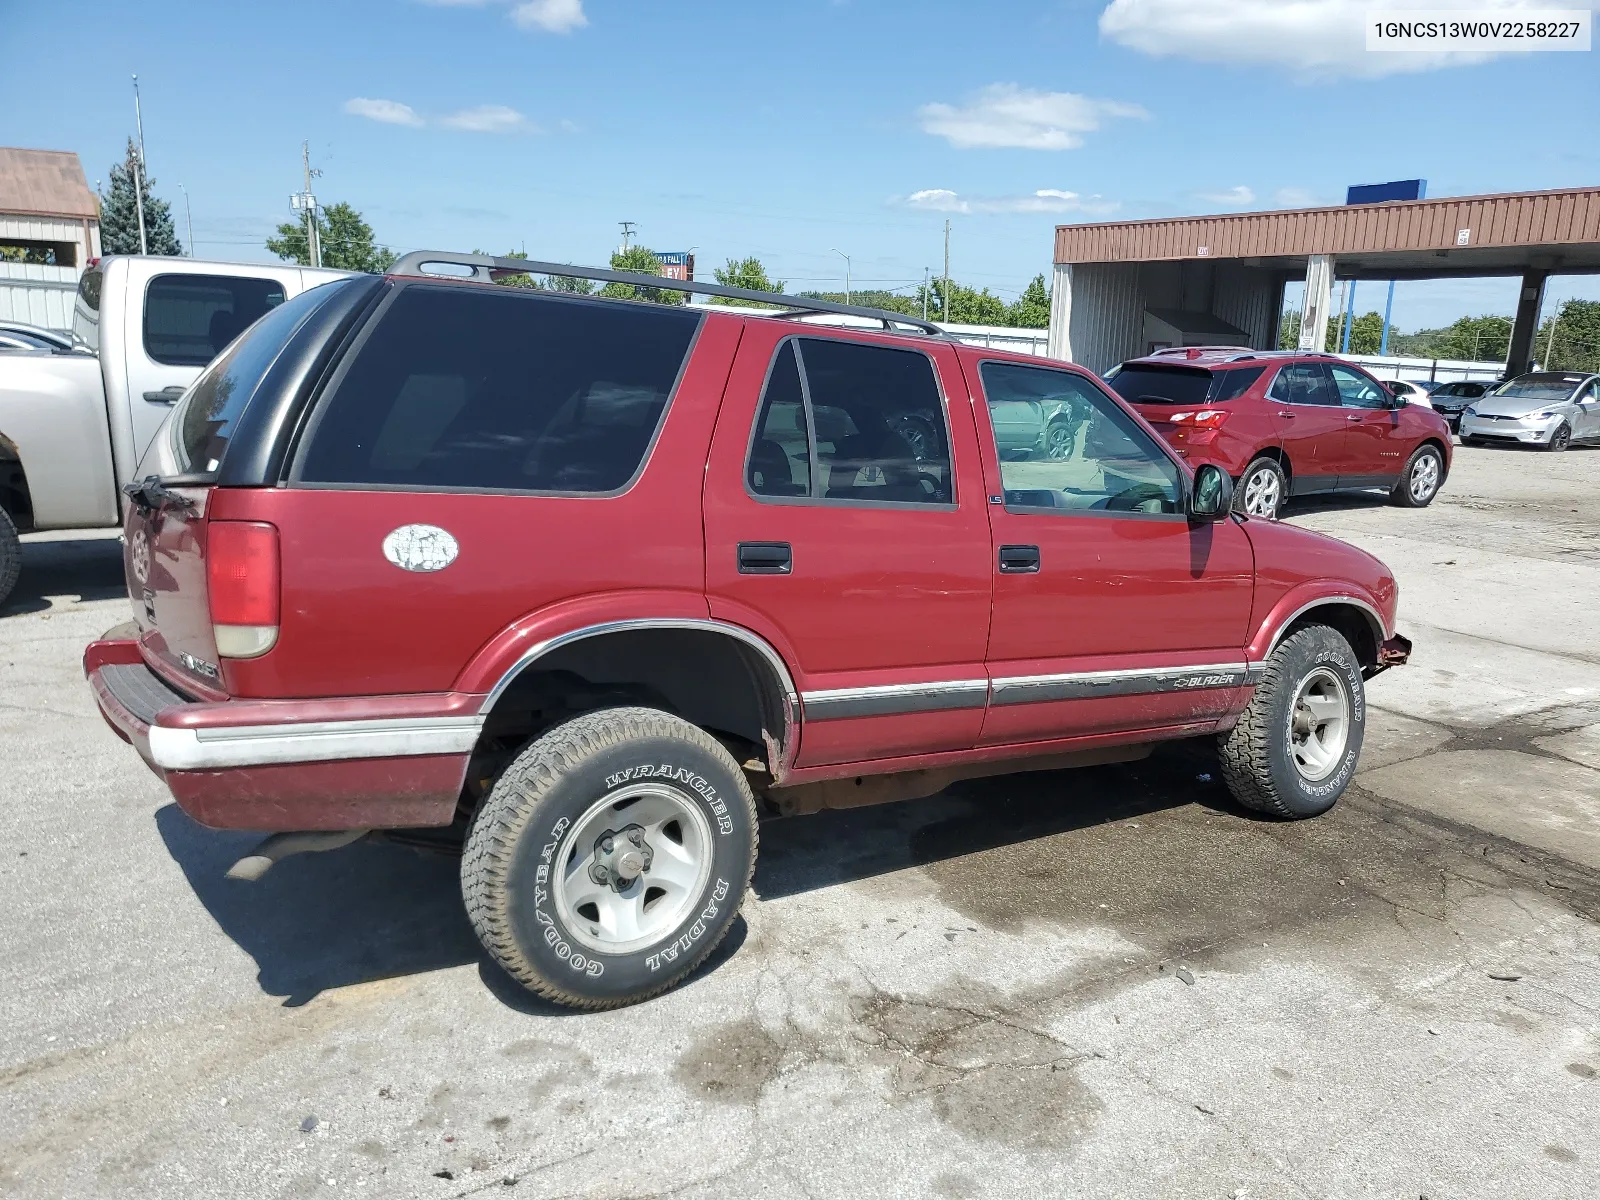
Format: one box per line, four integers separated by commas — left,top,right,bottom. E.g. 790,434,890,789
294,284,702,494
1105,363,1265,407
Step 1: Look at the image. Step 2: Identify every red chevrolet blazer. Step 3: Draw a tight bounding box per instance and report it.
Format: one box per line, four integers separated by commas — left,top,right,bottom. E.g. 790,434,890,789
86,254,1412,1008
1105,347,1453,519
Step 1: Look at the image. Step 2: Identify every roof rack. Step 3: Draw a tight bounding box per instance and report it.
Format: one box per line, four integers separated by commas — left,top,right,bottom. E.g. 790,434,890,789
387,251,945,337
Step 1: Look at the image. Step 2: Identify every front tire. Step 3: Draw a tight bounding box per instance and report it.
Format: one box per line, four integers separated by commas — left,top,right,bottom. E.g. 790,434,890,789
1233,457,1286,519
0,507,20,610
462,707,758,1009
1545,422,1572,452
1391,443,1444,507
1218,625,1365,819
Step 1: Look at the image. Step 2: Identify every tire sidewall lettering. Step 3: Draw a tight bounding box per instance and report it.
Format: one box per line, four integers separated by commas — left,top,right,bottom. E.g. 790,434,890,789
602,763,735,835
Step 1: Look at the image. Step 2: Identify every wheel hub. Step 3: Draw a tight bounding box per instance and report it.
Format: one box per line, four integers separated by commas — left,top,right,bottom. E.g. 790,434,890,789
588,824,654,890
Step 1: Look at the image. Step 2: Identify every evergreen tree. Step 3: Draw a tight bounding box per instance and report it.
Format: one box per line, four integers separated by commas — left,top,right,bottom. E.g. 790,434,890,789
100,138,182,256
266,201,396,273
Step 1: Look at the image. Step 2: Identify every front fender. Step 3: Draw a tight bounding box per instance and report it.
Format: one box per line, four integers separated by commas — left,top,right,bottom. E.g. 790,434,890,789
1245,582,1390,664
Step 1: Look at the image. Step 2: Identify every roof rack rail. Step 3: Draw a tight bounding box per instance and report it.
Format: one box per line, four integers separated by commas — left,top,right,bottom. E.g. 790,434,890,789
387,251,945,337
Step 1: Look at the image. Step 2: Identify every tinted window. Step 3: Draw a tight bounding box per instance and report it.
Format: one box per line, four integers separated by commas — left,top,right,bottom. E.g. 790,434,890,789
172,281,348,476
980,363,1182,516
1269,363,1336,406
1213,365,1266,402
1490,376,1582,401
73,268,103,351
1104,365,1212,406
780,337,951,505
299,285,701,493
1329,365,1390,409
748,343,811,497
144,273,287,366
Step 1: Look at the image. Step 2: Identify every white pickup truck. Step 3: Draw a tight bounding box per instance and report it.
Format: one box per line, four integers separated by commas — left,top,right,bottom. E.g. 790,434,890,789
0,255,347,605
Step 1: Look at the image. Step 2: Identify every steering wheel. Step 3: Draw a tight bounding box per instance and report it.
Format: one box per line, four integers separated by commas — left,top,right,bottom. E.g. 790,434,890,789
1102,482,1172,513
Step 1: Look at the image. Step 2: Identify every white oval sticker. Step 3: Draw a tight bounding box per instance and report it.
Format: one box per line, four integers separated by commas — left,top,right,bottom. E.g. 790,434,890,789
382,524,459,572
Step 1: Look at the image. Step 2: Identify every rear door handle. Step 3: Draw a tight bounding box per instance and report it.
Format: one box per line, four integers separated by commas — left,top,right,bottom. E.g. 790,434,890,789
143,386,186,404
1346,413,1364,422
737,541,792,574
998,544,1040,574
1277,410,1295,419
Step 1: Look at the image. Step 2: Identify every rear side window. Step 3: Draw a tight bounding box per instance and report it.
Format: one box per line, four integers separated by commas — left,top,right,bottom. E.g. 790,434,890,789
171,282,348,476
746,337,951,506
1211,366,1265,402
298,285,702,494
143,273,287,366
1104,365,1212,406
73,268,103,351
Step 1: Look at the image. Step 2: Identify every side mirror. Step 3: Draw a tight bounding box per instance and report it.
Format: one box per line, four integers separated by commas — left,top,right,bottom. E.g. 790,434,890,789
1189,463,1233,521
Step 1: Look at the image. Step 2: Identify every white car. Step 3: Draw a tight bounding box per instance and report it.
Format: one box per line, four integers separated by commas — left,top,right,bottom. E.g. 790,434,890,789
1385,379,1435,406
1459,372,1600,452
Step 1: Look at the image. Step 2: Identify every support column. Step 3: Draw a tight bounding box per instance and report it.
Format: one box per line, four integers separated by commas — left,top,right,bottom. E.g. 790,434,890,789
1299,255,1334,352
1504,270,1548,378
1046,262,1073,362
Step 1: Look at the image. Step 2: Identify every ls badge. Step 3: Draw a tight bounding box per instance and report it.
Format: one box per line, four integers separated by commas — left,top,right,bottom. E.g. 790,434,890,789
382,524,459,573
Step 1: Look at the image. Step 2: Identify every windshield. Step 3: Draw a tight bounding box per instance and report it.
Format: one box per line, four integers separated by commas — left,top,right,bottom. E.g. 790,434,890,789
1488,378,1580,402
170,280,350,476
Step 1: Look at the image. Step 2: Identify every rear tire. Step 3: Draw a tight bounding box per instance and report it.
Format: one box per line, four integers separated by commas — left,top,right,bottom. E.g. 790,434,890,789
0,507,20,611
1218,625,1365,820
1390,444,1444,507
1232,457,1286,519
1545,422,1572,452
462,707,757,1010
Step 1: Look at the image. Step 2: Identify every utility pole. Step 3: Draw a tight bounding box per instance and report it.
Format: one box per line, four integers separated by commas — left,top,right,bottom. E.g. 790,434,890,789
179,183,194,256
942,220,951,323
131,75,148,255
922,267,930,321
291,142,322,268
619,221,636,253
1544,304,1560,369
830,248,851,306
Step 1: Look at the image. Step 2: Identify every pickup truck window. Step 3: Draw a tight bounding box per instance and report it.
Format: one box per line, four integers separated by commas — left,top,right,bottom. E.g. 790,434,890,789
73,268,103,351
979,362,1182,516
172,282,346,476
746,337,951,506
143,273,287,367
297,285,701,495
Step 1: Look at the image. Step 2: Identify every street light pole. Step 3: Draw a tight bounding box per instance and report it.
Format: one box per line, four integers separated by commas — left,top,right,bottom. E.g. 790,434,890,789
830,248,851,306
131,74,148,255
179,183,194,256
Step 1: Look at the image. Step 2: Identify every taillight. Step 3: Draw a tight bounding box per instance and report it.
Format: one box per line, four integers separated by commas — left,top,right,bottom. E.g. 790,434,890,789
208,521,280,659
1166,409,1229,428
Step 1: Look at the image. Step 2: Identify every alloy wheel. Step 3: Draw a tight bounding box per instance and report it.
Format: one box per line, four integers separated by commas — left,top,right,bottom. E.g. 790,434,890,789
1286,667,1350,782
1409,453,1440,502
1242,467,1281,517
551,782,714,955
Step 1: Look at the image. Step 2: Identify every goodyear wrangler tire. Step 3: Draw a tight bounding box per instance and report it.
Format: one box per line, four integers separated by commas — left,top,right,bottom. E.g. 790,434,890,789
1217,625,1365,820
462,707,758,1009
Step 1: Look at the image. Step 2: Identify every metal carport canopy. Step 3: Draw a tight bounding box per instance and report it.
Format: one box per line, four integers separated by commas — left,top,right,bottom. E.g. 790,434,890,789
1047,185,1600,375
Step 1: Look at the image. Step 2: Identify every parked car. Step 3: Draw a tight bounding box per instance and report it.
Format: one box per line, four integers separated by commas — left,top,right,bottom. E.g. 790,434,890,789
1104,347,1453,519
1374,379,1434,407
1424,380,1490,431
86,253,1412,1009
1458,372,1600,451
0,255,348,607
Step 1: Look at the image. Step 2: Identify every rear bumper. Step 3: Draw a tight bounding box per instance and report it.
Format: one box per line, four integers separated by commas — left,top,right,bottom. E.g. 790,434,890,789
85,638,476,831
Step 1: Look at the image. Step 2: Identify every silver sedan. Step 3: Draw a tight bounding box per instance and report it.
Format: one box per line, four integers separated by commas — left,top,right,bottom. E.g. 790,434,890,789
1459,372,1600,452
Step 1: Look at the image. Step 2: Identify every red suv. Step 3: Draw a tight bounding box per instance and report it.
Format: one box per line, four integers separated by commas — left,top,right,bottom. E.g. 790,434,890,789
86,255,1411,1009
1105,348,1453,519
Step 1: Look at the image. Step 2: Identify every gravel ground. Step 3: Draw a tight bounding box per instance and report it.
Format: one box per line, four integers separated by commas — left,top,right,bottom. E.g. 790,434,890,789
1,442,1598,1199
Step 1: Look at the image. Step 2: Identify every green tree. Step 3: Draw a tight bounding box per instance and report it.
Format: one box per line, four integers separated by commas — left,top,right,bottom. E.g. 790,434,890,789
266,202,396,273
1007,274,1051,328
1325,310,1396,355
542,273,596,295
1536,298,1600,372
598,246,684,305
916,278,1008,325
1279,309,1303,350
796,289,920,316
711,256,786,305
1429,314,1514,363
100,138,181,256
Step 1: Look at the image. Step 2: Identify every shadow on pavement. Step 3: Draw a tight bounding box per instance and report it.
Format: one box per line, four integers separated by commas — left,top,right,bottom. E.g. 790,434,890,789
2,534,128,617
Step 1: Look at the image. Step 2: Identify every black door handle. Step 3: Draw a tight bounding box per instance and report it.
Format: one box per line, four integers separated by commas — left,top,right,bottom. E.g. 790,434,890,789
998,544,1040,574
738,542,792,574
143,386,187,404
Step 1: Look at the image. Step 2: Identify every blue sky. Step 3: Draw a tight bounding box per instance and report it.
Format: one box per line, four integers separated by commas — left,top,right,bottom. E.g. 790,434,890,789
8,0,1598,330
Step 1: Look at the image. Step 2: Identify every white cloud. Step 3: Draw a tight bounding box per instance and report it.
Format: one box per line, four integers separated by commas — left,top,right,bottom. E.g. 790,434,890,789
343,97,424,127
918,84,1147,151
1197,185,1254,206
510,0,587,32
905,188,1119,216
440,104,533,133
1098,0,1531,78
